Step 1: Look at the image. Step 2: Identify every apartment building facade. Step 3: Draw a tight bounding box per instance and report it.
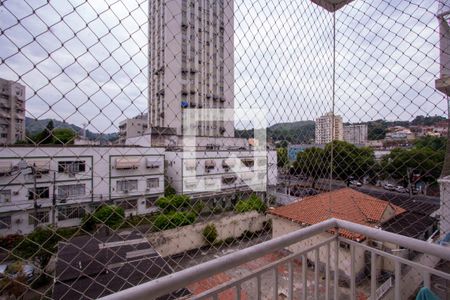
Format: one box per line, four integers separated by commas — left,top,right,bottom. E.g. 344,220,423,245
0,79,26,144
148,0,234,137
0,146,164,235
315,112,344,144
165,150,277,197
118,113,148,144
343,124,368,146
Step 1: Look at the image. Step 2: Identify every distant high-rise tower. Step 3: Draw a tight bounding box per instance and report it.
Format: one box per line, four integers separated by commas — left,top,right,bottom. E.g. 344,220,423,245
149,0,234,137
0,79,25,144
315,112,343,144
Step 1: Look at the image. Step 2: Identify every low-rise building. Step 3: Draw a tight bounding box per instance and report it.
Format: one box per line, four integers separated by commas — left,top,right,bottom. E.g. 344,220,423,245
118,114,148,144
385,126,415,141
287,144,321,161
0,146,164,235
165,149,277,201
269,188,405,281
343,124,368,146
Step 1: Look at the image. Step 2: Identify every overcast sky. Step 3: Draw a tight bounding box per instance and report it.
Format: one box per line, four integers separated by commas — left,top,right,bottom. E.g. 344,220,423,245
0,0,446,133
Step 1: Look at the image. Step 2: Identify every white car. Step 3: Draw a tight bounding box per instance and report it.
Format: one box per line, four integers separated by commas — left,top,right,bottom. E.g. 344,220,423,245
395,186,407,193
383,183,395,191
349,180,362,187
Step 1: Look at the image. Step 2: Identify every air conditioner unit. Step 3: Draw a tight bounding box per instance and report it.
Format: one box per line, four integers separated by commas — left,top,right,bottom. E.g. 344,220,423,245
123,190,129,193
15,219,22,224
13,191,19,195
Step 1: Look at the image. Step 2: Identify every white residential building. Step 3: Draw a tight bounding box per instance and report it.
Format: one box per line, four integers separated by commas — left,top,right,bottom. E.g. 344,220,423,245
148,0,234,138
0,146,165,235
315,112,343,144
0,79,26,144
343,124,368,146
165,150,277,197
118,114,148,144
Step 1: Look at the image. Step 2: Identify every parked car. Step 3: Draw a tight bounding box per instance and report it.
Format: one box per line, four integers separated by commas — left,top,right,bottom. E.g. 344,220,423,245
349,180,362,187
383,183,395,191
395,186,407,193
0,264,8,278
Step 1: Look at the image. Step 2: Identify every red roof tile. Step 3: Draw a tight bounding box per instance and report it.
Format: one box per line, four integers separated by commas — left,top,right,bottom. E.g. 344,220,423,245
269,188,405,241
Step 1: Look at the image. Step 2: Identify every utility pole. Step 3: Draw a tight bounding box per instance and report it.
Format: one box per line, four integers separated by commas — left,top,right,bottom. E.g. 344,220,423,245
33,163,38,229
407,167,413,198
52,171,56,226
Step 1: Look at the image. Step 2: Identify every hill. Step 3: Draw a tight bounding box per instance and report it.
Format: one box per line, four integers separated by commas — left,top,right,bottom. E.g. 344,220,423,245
25,117,119,142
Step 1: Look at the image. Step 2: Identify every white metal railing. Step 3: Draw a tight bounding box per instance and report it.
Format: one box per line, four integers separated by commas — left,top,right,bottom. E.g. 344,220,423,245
100,218,450,300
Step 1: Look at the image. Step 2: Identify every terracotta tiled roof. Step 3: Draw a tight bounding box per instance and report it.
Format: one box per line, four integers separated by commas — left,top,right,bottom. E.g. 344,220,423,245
269,188,405,241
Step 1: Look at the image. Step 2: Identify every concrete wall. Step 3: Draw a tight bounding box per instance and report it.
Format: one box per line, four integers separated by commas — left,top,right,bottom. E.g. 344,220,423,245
147,211,268,257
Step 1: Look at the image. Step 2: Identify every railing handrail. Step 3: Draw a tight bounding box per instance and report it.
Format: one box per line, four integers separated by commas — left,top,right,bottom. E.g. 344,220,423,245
99,218,450,300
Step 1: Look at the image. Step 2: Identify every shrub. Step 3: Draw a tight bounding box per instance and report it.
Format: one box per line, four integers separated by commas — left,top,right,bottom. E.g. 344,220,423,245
193,201,205,216
81,213,96,232
202,224,218,245
14,227,59,268
164,182,177,196
153,211,196,230
92,205,125,229
234,195,266,214
0,234,24,250
155,195,191,213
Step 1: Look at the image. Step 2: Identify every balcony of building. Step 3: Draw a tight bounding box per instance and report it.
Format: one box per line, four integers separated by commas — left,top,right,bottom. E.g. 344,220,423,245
99,218,449,300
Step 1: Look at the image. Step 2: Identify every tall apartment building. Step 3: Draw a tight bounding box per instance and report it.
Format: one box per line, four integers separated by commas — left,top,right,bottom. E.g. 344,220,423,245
148,0,234,138
343,124,368,146
0,79,26,144
315,112,343,144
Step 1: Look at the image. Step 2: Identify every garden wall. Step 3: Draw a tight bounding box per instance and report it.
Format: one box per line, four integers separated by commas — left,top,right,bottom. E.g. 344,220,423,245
147,211,268,257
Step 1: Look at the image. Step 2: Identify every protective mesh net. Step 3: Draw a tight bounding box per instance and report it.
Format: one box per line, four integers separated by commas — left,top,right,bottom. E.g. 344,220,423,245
0,0,449,299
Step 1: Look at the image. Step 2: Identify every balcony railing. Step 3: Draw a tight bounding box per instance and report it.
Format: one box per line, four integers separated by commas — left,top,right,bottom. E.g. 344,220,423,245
100,218,450,300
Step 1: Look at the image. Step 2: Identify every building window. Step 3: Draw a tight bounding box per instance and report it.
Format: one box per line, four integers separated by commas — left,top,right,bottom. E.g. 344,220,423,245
0,215,11,229
58,206,85,221
58,161,86,174
57,184,86,199
116,180,138,192
115,199,138,210
0,190,11,203
28,187,49,200
147,178,159,189
28,210,50,225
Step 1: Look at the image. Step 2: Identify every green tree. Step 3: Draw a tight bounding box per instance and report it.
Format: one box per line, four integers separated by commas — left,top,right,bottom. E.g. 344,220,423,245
91,205,125,229
277,147,289,168
33,120,54,144
52,128,77,144
381,147,444,184
291,147,327,188
413,136,447,152
324,141,376,180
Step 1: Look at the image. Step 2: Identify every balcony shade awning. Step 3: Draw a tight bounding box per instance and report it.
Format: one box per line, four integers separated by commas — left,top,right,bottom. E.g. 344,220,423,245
28,160,50,172
222,159,236,168
240,173,254,180
310,0,353,12
184,180,198,187
184,160,197,169
204,177,216,186
0,161,12,173
146,158,163,169
115,158,140,169
205,160,216,168
257,159,267,166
